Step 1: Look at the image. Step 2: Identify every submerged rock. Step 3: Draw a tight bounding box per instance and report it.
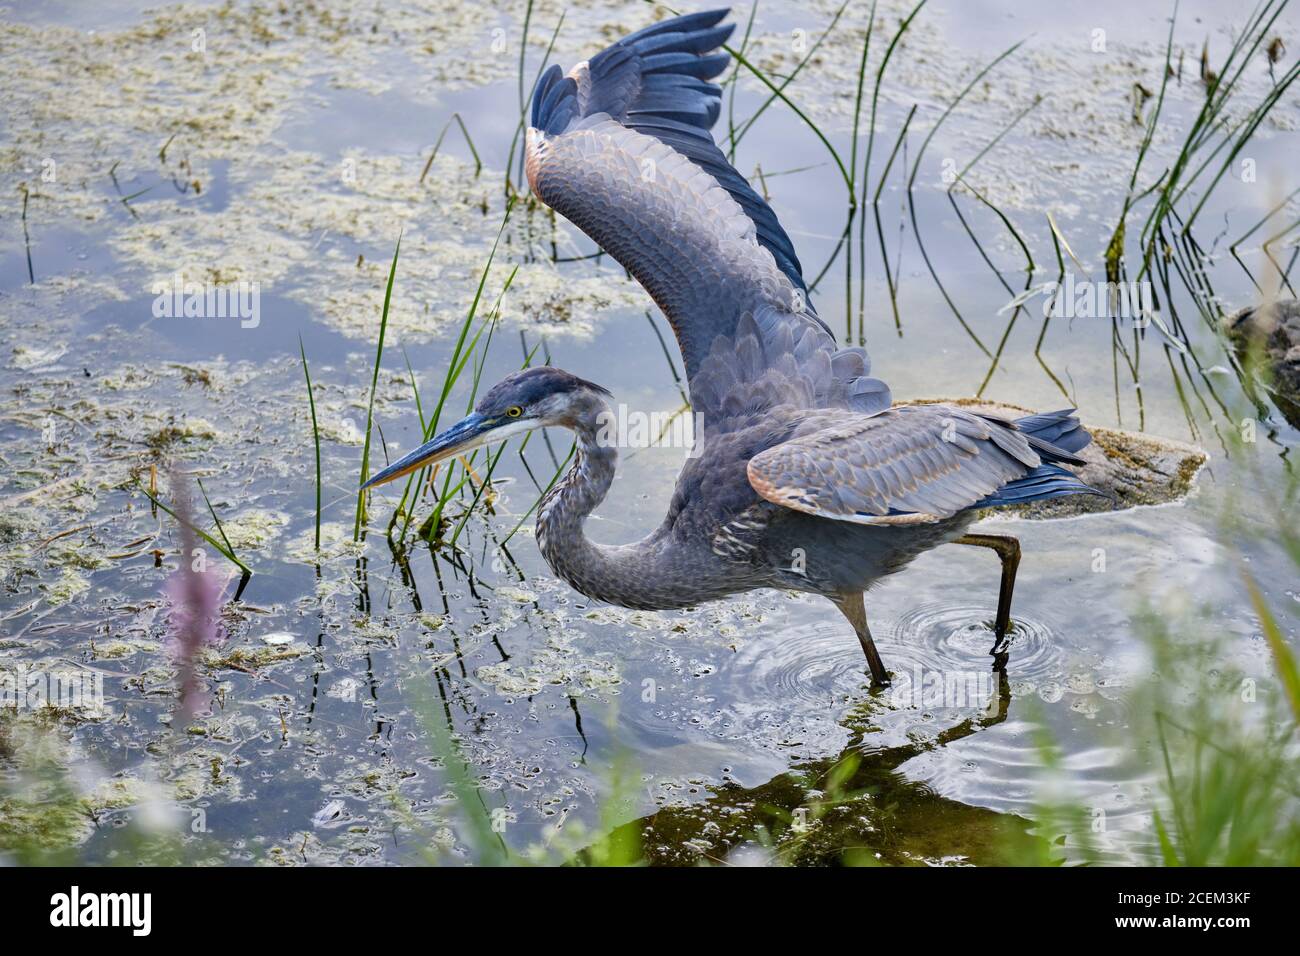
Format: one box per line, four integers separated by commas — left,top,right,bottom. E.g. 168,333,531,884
907,398,1207,519
1225,299,1300,429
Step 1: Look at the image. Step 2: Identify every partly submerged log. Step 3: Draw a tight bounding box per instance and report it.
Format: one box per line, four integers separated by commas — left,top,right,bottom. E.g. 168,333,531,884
907,398,1208,519
1225,299,1300,430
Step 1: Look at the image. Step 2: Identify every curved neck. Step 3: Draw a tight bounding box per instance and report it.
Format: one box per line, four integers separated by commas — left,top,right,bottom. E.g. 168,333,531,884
535,419,629,603
535,412,751,611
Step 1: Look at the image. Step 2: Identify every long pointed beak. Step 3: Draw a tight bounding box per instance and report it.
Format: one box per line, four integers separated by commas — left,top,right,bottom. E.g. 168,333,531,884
362,412,496,490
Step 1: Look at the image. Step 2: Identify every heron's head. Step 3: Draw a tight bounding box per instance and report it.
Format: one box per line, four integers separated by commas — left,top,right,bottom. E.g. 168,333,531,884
362,366,612,489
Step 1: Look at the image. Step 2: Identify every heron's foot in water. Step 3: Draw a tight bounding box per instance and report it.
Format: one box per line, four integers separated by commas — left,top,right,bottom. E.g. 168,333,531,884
861,638,890,688
835,592,892,688
955,533,1022,661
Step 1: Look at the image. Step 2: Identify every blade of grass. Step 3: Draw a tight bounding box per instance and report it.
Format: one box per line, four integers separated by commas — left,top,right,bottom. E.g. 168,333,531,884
504,8,566,199
299,335,322,553
137,482,252,576
903,39,1024,359
420,113,482,182
707,34,855,204
723,1,760,159
1106,0,1177,283
1244,571,1300,721
355,233,403,541
846,0,878,203
862,0,925,197
394,203,517,546
500,440,575,547
194,477,237,560
729,0,853,155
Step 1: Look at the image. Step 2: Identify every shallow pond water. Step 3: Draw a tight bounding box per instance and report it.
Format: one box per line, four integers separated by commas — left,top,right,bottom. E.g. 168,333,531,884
1,0,1298,865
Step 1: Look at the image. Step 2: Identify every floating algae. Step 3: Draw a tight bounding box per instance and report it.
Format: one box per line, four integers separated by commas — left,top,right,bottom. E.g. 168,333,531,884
217,508,289,551
1,2,650,344
41,568,91,607
475,628,622,697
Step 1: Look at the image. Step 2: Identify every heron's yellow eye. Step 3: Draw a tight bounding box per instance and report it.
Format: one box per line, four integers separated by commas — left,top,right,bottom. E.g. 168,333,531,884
505,405,523,418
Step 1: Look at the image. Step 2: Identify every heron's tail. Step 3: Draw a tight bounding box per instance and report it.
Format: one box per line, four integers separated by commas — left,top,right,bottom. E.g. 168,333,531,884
973,409,1107,509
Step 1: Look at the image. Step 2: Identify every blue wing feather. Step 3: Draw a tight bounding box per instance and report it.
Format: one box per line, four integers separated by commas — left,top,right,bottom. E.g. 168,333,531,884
532,66,573,131
973,412,1105,509
1012,408,1091,454
528,9,892,419
613,8,732,47
530,8,812,299
973,464,1107,508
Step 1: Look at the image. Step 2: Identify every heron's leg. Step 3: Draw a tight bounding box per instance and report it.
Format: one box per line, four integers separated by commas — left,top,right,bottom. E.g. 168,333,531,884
835,592,889,687
954,533,1021,654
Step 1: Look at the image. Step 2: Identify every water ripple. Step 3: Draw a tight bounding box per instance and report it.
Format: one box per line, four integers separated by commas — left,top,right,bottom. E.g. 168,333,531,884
888,601,1065,684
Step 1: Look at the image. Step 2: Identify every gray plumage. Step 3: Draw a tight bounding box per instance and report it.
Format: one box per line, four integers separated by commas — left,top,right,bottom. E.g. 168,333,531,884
367,9,1101,684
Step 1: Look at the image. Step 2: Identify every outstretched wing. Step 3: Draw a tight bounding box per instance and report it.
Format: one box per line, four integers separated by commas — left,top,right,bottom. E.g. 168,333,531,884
526,8,888,421
746,405,1090,524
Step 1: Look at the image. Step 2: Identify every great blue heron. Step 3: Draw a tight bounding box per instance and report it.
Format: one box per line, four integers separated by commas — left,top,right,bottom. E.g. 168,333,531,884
365,9,1100,685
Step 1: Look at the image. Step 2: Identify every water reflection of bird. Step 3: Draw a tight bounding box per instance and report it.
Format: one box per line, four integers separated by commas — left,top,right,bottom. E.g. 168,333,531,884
596,668,1016,865
365,9,1100,686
